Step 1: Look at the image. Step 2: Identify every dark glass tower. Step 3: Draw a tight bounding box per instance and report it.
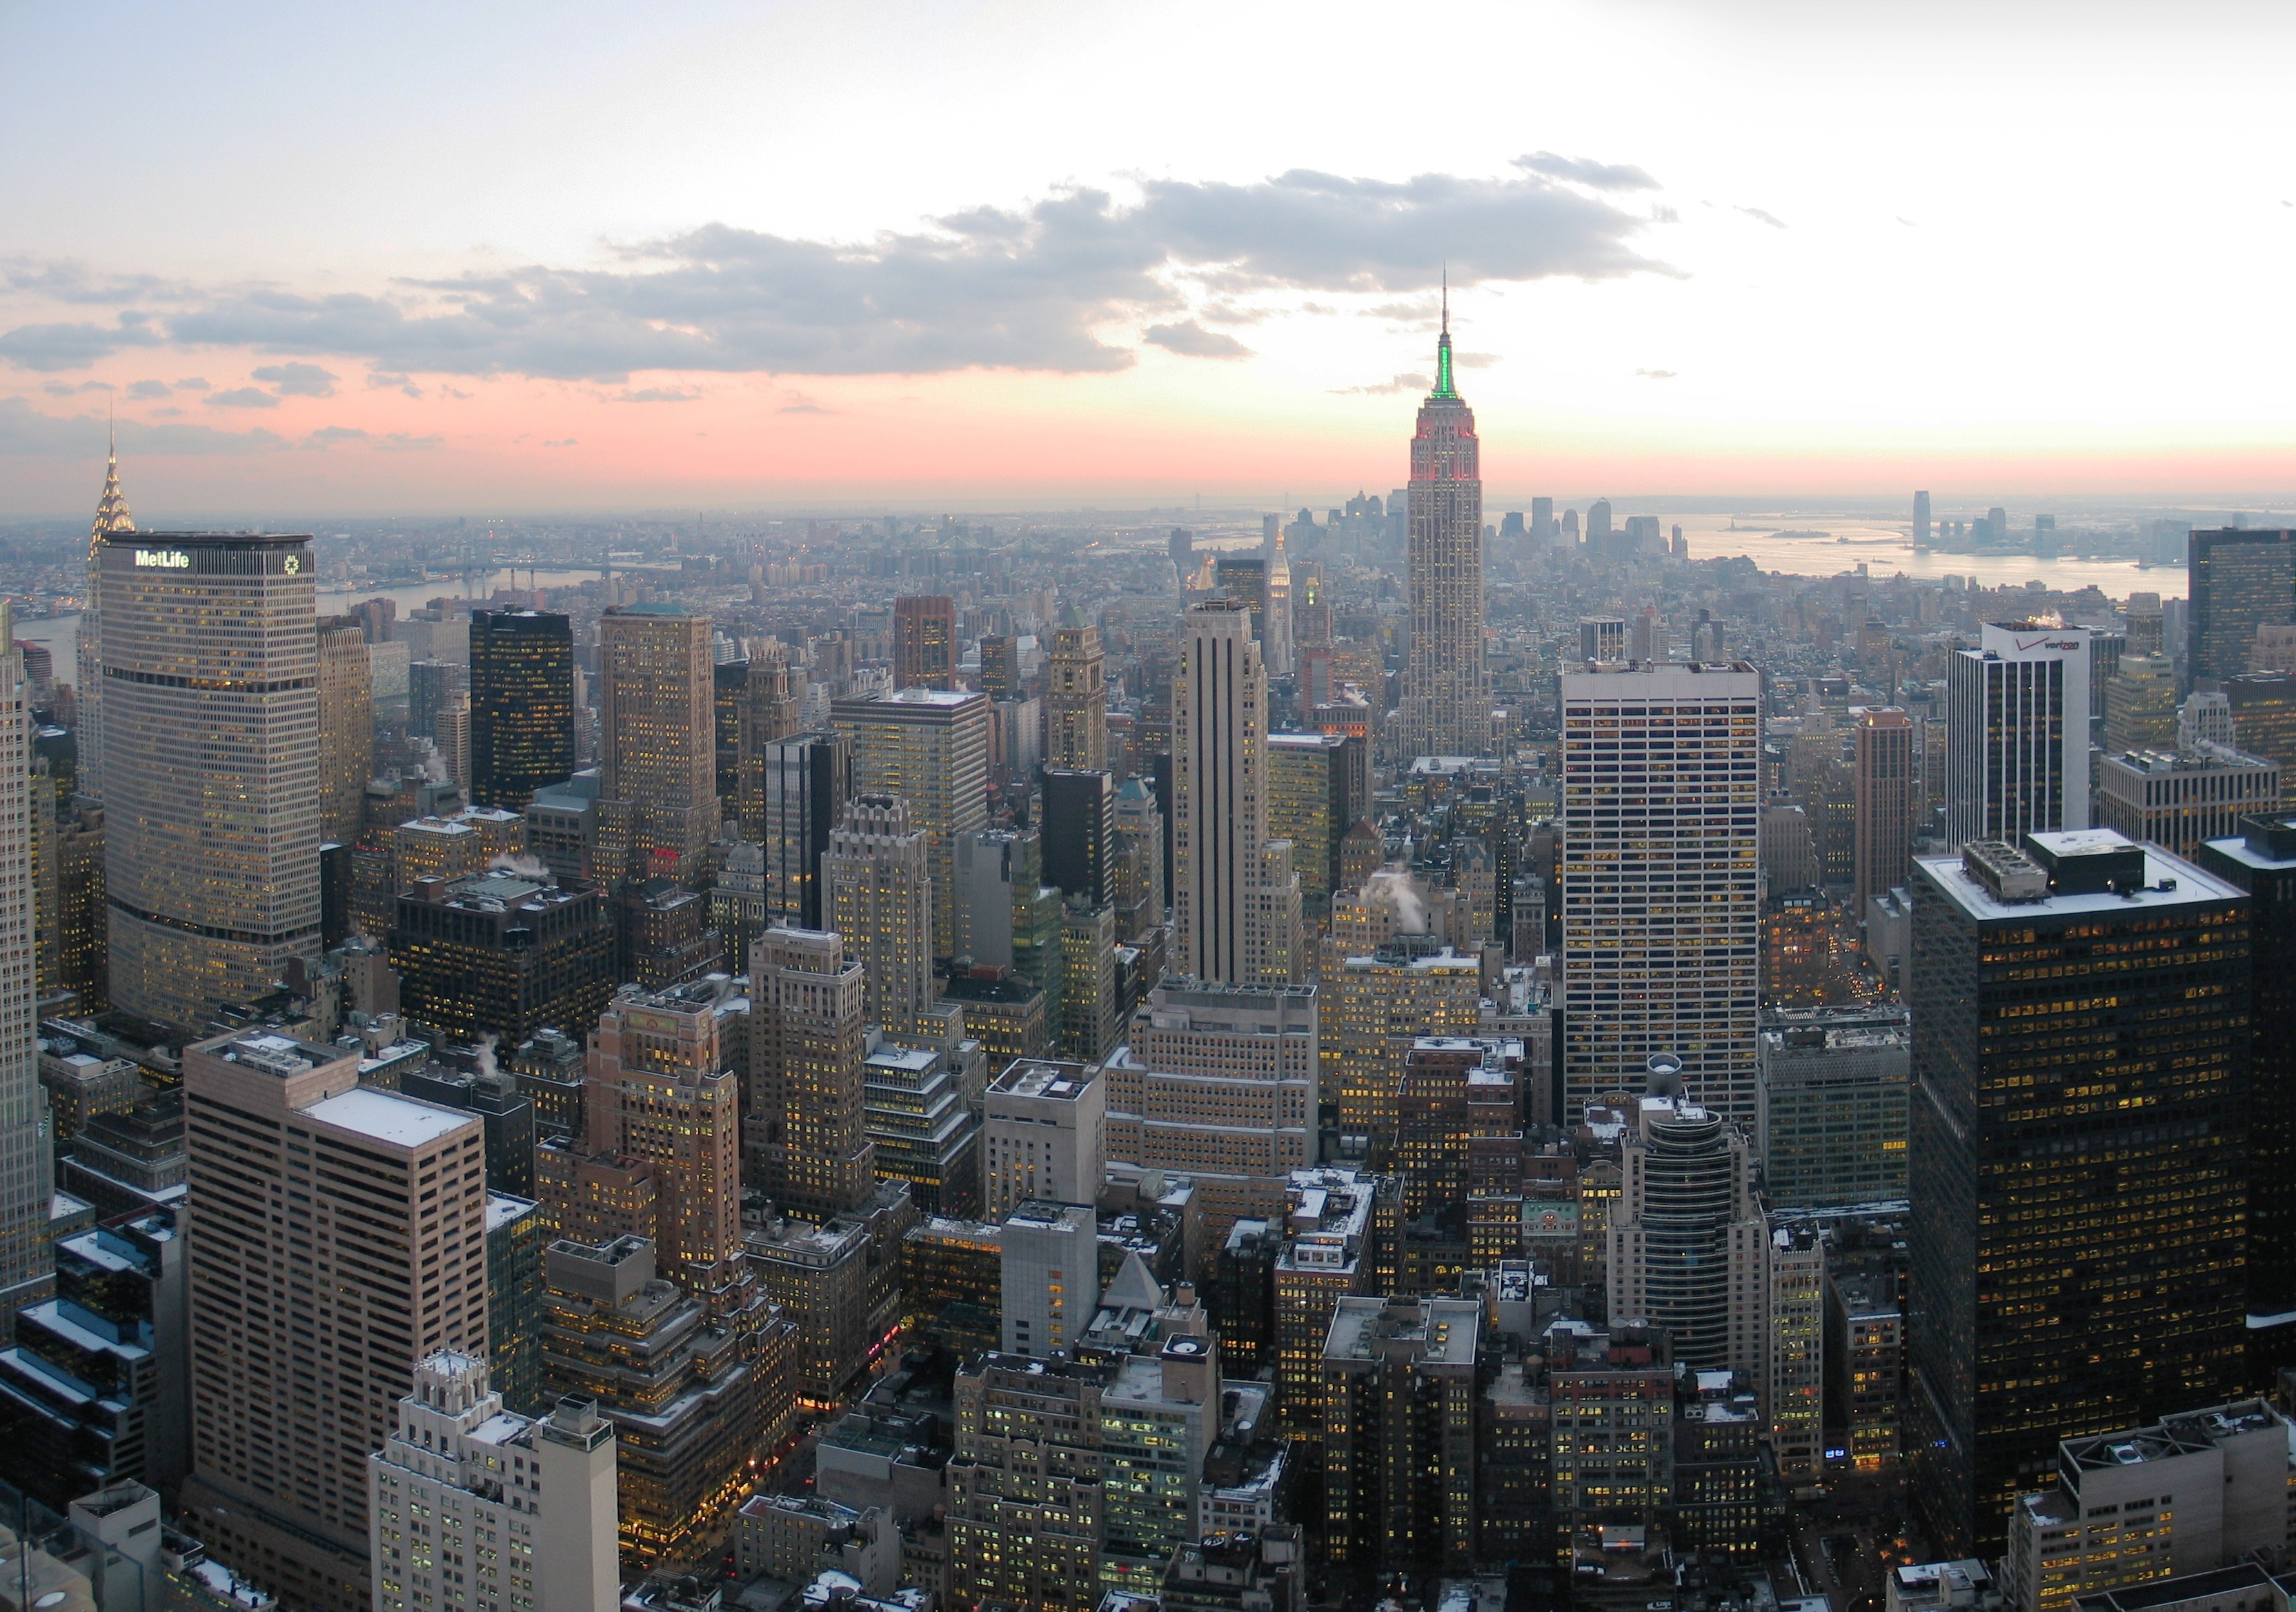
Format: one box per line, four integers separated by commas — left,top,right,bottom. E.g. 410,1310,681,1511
1040,767,1114,906
469,609,574,813
2189,528,2296,686
1908,830,2250,1560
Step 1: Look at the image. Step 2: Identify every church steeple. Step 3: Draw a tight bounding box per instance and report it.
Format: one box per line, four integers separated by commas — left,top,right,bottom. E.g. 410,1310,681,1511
1432,268,1458,401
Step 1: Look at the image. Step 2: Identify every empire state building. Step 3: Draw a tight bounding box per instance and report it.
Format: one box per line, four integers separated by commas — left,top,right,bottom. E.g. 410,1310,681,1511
1402,296,1487,757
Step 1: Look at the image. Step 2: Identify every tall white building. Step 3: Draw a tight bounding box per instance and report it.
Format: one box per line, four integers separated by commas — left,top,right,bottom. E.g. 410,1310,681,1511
177,1031,487,1612
1558,664,1762,1126
999,1200,1099,1357
99,528,322,1031
0,606,43,1319
1171,599,1301,986
368,1351,620,1612
1945,621,2092,848
982,1058,1105,1222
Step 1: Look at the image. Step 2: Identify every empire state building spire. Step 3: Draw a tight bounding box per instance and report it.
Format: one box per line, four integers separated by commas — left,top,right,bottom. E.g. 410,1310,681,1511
1401,276,1487,757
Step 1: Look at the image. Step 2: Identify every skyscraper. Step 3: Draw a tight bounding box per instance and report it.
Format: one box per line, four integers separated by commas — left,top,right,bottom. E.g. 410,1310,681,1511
1853,706,1914,917
833,688,990,962
598,604,715,884
0,610,43,1324
99,529,321,1031
77,427,134,804
1913,489,1931,546
1046,610,1108,770
1171,599,1301,985
1401,293,1487,757
1944,621,2092,847
893,595,956,691
734,646,803,837
178,1030,487,1612
1558,664,1762,1127
316,614,373,846
2190,528,2296,686
1263,529,1296,678
747,927,875,1220
1606,1081,1767,1373
1908,831,2249,1558
759,728,853,932
1040,766,1114,907
823,794,936,1035
468,609,575,813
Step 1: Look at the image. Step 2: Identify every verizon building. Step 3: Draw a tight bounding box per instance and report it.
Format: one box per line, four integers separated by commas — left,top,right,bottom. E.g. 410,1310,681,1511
98,530,321,1031
1944,620,2092,848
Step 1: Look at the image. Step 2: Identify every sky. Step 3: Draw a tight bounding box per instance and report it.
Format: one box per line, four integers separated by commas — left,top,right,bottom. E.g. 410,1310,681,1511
3,0,2295,517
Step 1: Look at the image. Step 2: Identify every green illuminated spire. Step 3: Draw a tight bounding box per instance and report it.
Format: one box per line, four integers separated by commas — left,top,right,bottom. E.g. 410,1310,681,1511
1432,268,1458,399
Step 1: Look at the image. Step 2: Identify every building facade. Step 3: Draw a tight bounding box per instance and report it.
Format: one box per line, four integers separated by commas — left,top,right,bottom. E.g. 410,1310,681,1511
468,610,575,813
1944,621,2093,848
599,605,717,884
1400,307,1487,757
833,689,990,962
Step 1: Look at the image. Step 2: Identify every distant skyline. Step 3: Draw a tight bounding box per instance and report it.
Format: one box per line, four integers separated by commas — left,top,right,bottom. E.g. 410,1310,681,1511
6,0,2295,515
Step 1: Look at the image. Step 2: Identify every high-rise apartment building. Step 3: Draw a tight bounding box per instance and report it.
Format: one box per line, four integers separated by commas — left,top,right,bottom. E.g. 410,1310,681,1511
2103,653,2178,754
1401,301,1487,757
317,614,373,845
1172,599,1302,985
1908,832,2250,1559
893,595,956,693
178,1030,486,1612
1852,707,1914,917
468,609,575,813
758,728,853,933
367,1351,620,1612
2190,528,2296,686
99,530,321,1032
1945,622,2093,846
1320,1297,1481,1582
598,604,716,884
833,688,990,962
824,794,936,1035
1558,665,1762,1127
747,926,875,1220
1047,612,1108,770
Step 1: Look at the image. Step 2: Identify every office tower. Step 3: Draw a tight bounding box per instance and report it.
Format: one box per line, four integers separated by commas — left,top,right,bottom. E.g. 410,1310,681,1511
713,656,748,802
2219,673,2296,789
1393,1035,1520,1218
1558,665,1762,1127
1046,610,1108,770
1914,489,1931,545
1172,599,1302,984
77,432,135,803
1320,1297,1481,1581
1041,766,1114,906
733,648,803,830
57,802,106,1011
2197,814,2296,1334
316,615,373,844
747,926,875,1218
1755,1007,1910,1208
1102,979,1318,1236
1606,1079,1768,1373
978,633,1020,704
833,688,990,961
824,793,936,1035
1263,530,1296,677
2103,653,2177,753
710,837,769,962
1908,832,2248,1559
1112,777,1165,941
1944,620,2093,846
1401,300,1487,757
1577,617,1626,664
1852,707,1914,917
2000,1402,2292,1612
390,868,614,1047
1267,730,1367,923
468,609,574,813
998,1200,1100,1356
484,1193,546,1415
433,688,471,787
1211,555,1269,639
862,1036,979,1217
408,658,467,741
177,1030,485,1612
1169,526,1194,581
947,1352,1114,1612
731,1493,900,1594
1058,899,1120,1062
541,1235,793,1566
892,595,955,692
759,728,853,932
597,604,715,884
1324,947,1483,1159
367,1351,620,1612
2095,746,2281,857
99,530,321,1032
2126,591,2166,657
0,613,40,1324
982,1058,1105,1221
2190,528,2296,686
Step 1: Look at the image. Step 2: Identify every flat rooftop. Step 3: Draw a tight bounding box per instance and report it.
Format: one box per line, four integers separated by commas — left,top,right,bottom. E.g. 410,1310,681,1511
300,1086,476,1148
1916,841,2241,923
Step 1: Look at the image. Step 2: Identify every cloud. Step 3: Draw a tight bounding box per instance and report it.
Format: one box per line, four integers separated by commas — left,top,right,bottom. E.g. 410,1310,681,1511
780,402,829,415
41,379,109,396
0,160,1667,381
125,379,171,399
207,386,280,408
0,259,197,306
250,361,337,397
304,425,370,448
1456,352,1498,368
366,369,423,397
1332,372,1430,395
377,432,443,450
1636,368,1678,379
614,386,697,402
1737,206,1788,228
175,377,210,391
542,437,577,447
1512,152,1659,191
0,397,285,455
1142,320,1250,359
149,406,181,417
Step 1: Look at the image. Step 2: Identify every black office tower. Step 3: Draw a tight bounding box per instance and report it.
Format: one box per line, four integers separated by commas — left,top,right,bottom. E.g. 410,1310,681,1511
1040,767,1114,906
760,729,853,933
2189,528,2296,686
468,610,575,813
1908,830,2249,1560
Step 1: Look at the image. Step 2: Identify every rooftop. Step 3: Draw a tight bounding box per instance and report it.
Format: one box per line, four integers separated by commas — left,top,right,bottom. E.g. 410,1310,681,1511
300,1086,476,1148
1917,837,2239,923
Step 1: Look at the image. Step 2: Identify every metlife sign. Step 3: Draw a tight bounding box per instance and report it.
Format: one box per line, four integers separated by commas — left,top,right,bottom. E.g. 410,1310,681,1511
132,549,190,569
